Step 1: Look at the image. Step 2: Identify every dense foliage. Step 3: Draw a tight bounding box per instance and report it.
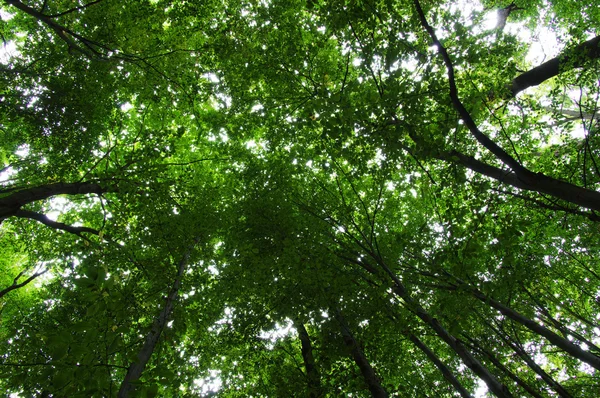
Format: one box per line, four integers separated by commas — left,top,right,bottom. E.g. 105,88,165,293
1,0,599,396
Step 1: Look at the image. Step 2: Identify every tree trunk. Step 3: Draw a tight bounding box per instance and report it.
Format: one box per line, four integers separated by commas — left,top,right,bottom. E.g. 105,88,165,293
486,320,574,398
463,335,545,398
449,275,600,370
409,334,473,398
412,0,600,213
117,238,200,398
294,321,322,398
335,310,389,398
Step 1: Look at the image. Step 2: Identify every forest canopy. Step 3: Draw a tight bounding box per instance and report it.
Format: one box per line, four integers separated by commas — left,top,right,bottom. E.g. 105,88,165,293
1,0,600,396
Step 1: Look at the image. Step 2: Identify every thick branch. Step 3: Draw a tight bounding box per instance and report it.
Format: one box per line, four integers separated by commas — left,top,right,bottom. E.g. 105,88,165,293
510,35,600,97
117,237,200,398
0,181,115,223
409,334,473,398
412,0,600,212
442,150,600,213
4,0,108,58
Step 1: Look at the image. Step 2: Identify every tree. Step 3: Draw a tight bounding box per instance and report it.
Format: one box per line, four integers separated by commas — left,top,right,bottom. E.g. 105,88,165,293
1,0,599,396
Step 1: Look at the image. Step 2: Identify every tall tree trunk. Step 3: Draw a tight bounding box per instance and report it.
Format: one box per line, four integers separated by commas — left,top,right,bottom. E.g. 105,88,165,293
294,320,322,398
334,246,512,398
117,238,200,398
335,310,389,398
486,320,574,398
447,274,600,370
463,335,545,398
409,334,473,398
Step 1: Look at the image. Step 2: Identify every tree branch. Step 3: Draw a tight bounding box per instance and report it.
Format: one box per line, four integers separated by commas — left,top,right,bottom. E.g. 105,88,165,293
509,35,600,97
46,0,105,18
14,209,100,237
0,268,48,299
411,0,600,213
0,181,116,223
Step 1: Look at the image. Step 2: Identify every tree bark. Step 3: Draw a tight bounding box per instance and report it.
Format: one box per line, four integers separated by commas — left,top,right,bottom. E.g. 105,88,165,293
409,334,473,398
14,209,100,236
294,321,322,398
335,310,389,398
369,256,513,398
509,35,600,97
117,237,200,398
0,181,114,223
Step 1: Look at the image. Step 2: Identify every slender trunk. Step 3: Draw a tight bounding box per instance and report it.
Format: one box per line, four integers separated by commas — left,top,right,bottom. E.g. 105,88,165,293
335,310,389,398
463,335,545,398
449,275,600,370
0,181,114,222
117,238,200,398
294,321,322,398
337,244,512,398
409,334,473,398
487,321,573,398
370,254,513,398
509,35,600,97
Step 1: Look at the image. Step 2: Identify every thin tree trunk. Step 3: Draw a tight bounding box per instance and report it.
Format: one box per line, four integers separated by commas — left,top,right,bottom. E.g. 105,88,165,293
335,245,512,398
409,334,474,398
487,320,573,398
117,238,200,398
335,310,389,398
294,321,322,398
447,274,600,370
463,335,545,398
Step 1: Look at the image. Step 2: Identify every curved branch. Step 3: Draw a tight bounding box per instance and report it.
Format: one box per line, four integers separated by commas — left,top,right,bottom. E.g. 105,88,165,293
0,268,48,299
14,209,100,236
412,0,600,212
